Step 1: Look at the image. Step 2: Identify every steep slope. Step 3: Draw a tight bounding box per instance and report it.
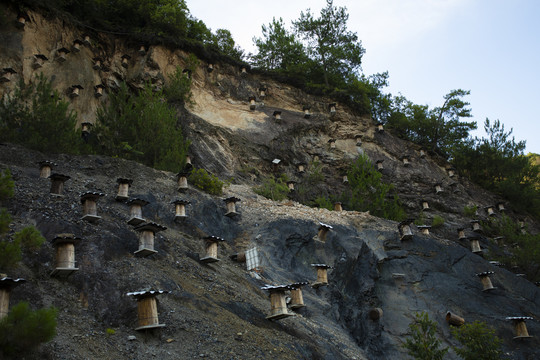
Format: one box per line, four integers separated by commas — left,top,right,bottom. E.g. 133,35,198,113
0,4,539,360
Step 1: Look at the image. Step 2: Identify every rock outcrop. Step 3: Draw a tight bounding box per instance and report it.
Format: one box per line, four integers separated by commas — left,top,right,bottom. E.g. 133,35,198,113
0,4,539,360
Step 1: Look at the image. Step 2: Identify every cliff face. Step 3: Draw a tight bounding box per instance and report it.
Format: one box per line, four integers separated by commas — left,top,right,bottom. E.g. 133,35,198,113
1,5,540,360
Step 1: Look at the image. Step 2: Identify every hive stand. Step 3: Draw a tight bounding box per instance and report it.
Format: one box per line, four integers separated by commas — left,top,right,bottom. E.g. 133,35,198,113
289,282,309,310
286,181,297,192
421,200,430,211
259,86,267,99
476,271,496,292
200,236,226,263
328,103,337,116
224,197,241,217
261,285,295,320
92,57,102,70
401,155,411,167
80,191,105,222
272,158,281,172
417,225,431,236
185,155,193,170
470,220,482,233
518,219,526,234
127,198,149,226
334,202,343,212
0,277,26,320
94,84,105,98
49,173,71,196
115,178,133,201
56,47,70,62
176,171,189,192
72,39,83,53
445,311,465,326
172,199,190,220
50,233,81,277
0,68,17,83
248,96,256,110
398,219,414,241
82,33,91,46
369,308,384,321
468,236,483,254
38,160,56,178
376,122,384,133
133,222,167,256
121,54,131,68
182,68,192,79
484,205,496,217
69,84,83,98
127,289,169,331
33,54,49,69
311,264,333,289
16,12,29,29
317,222,333,242
273,111,282,123
81,122,92,142
303,105,311,119
506,317,533,339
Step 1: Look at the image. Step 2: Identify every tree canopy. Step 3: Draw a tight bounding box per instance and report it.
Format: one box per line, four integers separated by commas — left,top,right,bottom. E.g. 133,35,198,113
452,119,540,216
293,0,365,87
251,17,308,73
386,89,477,156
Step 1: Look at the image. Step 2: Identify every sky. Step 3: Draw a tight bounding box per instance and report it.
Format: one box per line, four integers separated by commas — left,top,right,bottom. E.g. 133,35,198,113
186,0,540,154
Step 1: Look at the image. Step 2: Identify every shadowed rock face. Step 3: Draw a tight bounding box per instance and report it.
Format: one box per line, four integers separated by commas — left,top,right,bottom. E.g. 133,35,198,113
0,4,539,359
1,144,539,360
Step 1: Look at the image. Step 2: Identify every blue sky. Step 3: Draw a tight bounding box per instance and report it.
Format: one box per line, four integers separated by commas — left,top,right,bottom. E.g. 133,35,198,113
186,0,540,154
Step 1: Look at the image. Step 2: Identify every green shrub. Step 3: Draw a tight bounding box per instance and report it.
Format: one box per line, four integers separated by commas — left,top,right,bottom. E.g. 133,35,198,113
345,154,405,221
451,320,504,360
414,211,427,226
313,196,333,210
432,215,445,228
0,169,14,204
0,74,80,154
482,215,540,281
188,168,224,195
164,65,193,105
94,82,190,172
305,160,324,184
13,226,45,251
463,205,477,218
0,173,45,270
0,302,57,358
0,208,10,235
294,160,326,205
253,174,289,201
0,238,22,271
106,328,116,335
402,312,448,360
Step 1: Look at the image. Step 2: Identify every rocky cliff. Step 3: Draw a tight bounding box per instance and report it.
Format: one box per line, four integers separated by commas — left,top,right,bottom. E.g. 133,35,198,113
1,4,539,360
